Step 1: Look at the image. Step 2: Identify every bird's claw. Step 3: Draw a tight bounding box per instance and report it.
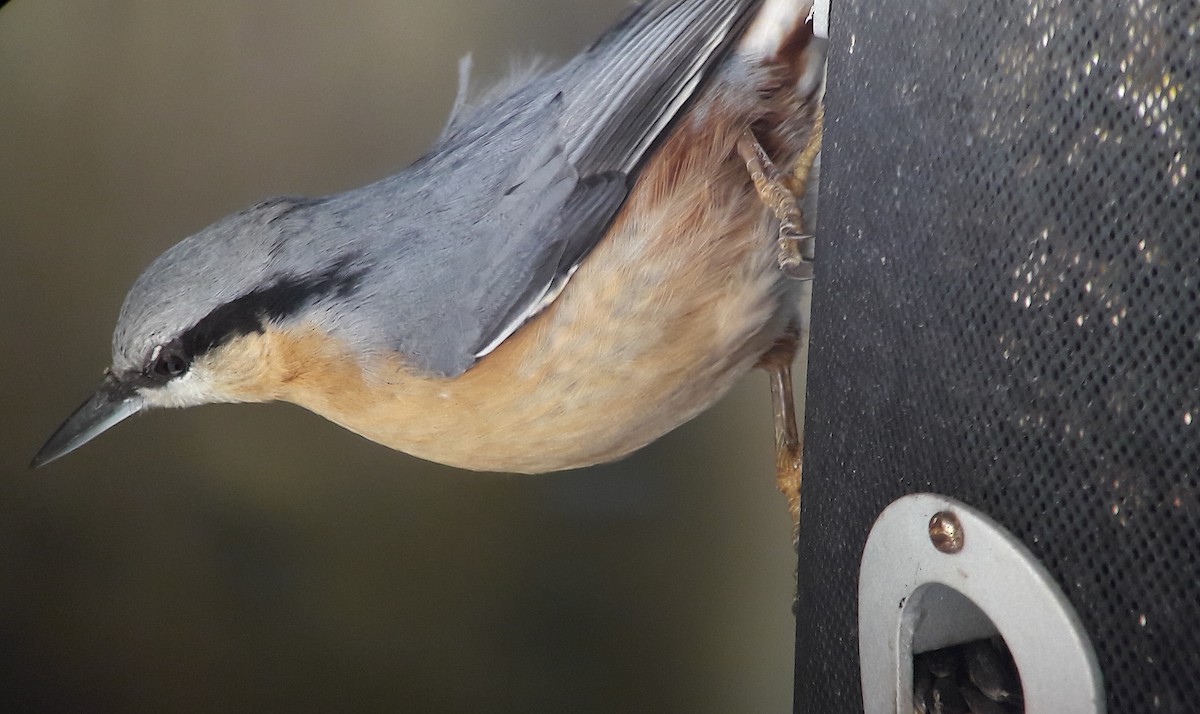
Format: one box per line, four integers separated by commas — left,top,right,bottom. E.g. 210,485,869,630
777,227,815,280
736,131,817,280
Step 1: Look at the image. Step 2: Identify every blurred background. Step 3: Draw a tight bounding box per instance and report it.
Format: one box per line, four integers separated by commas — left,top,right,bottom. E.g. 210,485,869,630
0,1,799,711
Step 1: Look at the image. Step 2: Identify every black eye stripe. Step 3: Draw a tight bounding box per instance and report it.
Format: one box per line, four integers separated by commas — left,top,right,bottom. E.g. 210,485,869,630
136,255,365,383
176,254,365,361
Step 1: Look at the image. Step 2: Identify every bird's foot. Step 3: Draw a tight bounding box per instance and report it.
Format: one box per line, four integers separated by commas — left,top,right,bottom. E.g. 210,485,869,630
736,130,815,281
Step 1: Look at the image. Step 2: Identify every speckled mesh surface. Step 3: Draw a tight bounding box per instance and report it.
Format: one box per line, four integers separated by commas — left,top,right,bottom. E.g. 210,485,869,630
795,1,1198,712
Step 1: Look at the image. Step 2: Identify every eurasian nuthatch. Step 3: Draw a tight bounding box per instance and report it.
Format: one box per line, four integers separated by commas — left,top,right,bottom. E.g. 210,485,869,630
33,0,825,523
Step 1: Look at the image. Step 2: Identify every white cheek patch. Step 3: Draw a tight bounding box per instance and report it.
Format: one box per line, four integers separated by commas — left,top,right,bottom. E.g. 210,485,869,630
138,367,230,409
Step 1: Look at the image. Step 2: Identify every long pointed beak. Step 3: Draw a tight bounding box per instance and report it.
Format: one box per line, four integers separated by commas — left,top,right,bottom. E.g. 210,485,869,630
31,377,144,468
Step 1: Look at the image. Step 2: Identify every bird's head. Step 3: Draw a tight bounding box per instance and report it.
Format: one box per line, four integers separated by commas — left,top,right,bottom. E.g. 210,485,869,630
32,197,362,467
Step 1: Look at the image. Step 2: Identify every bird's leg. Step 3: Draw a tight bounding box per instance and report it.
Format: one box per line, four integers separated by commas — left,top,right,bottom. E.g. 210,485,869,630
736,130,816,281
757,327,803,542
789,105,824,206
740,117,822,539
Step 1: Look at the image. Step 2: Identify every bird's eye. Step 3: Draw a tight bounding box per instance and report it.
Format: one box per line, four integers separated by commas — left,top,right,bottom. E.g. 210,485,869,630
150,346,190,380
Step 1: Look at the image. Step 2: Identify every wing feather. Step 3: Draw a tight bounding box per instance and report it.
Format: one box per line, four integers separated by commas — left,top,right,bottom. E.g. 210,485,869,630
311,0,765,375
467,0,764,359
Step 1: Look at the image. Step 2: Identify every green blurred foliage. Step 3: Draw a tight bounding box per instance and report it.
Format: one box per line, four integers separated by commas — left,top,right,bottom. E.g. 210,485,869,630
0,1,797,711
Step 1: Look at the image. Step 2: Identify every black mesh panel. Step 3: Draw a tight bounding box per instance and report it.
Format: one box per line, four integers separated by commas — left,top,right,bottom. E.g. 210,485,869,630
795,1,1199,711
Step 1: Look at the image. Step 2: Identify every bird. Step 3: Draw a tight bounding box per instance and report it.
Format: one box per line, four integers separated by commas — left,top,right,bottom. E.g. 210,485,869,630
32,0,824,527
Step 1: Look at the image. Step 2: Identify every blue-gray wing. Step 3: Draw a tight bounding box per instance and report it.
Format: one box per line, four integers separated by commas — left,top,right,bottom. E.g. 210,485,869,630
315,0,763,375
